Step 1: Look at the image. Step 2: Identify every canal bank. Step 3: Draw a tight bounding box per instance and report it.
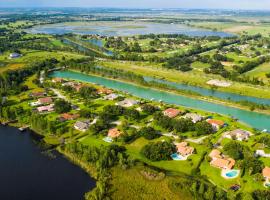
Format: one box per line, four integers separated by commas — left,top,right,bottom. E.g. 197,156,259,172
50,70,270,130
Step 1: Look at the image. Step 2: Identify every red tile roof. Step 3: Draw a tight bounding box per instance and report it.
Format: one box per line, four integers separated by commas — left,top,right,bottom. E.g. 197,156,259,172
207,119,225,126
60,113,79,120
263,167,270,178
108,128,121,138
163,108,181,118
38,97,53,104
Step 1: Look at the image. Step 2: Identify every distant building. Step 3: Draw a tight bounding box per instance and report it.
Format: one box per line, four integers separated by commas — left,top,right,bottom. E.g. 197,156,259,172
52,78,64,83
206,119,225,131
263,167,270,182
9,52,21,59
59,113,80,122
30,91,46,98
98,88,113,95
163,108,181,118
225,129,251,141
37,104,54,113
104,93,119,100
74,120,90,132
108,128,121,138
116,98,138,107
176,142,194,157
184,113,202,123
38,97,53,105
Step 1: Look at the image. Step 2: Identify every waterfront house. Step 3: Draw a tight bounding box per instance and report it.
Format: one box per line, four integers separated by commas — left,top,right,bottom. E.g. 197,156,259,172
37,104,54,113
176,142,194,157
225,129,251,141
9,52,21,59
163,108,181,118
98,88,113,95
104,93,119,100
184,113,202,123
52,78,64,83
38,97,53,105
209,149,235,170
116,98,138,107
263,167,270,182
206,119,225,131
108,128,121,138
59,113,80,122
74,120,90,132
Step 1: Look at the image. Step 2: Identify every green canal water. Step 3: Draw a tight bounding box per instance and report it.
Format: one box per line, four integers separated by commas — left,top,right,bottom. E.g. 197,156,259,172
51,70,270,130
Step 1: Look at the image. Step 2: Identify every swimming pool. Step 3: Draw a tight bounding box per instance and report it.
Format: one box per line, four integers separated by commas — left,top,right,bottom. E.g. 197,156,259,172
222,170,240,179
103,136,113,143
171,153,185,161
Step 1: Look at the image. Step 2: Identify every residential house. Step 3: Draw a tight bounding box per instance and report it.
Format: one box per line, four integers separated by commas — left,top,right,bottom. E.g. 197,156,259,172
37,104,54,113
104,93,119,100
163,108,181,118
184,113,202,123
38,97,53,105
74,120,90,132
225,129,251,141
116,99,138,107
209,149,235,170
98,88,113,95
30,91,46,98
59,113,80,122
206,119,225,131
263,167,270,182
52,78,64,83
108,128,121,138
176,142,194,157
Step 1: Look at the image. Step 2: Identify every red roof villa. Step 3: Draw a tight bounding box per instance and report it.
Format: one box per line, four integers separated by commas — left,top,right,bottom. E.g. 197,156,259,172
38,97,53,105
163,108,181,118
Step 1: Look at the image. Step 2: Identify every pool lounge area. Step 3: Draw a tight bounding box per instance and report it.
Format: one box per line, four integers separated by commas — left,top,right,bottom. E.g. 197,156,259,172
221,169,240,179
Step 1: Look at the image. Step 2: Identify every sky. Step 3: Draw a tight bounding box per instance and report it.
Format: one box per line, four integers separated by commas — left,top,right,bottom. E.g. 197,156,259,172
0,0,270,10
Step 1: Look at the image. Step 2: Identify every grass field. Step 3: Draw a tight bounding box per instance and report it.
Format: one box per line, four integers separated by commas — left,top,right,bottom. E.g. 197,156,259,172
245,62,270,83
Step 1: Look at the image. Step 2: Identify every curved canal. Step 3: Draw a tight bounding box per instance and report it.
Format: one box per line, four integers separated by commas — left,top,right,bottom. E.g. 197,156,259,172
51,70,270,130
0,126,95,200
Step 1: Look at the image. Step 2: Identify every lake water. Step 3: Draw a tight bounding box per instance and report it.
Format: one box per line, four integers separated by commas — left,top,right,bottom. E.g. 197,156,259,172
28,21,234,37
0,125,95,200
50,70,270,130
144,77,270,105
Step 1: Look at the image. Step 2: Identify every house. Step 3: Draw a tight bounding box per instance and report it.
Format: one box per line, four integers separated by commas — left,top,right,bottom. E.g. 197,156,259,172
38,97,53,105
263,167,270,182
59,113,79,122
184,113,202,123
176,142,194,157
74,120,90,132
30,91,46,98
207,119,225,131
108,128,121,138
52,78,64,83
163,108,181,118
73,84,84,92
225,129,251,141
104,93,119,100
98,88,113,95
9,52,21,59
37,104,54,113
209,149,235,170
116,99,138,107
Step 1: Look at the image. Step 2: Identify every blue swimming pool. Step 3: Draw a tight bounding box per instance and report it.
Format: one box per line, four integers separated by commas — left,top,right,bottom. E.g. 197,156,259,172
171,153,185,161
225,170,239,178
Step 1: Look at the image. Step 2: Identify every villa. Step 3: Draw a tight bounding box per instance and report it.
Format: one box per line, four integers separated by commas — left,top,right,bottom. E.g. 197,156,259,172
30,91,46,98
209,149,235,170
184,113,202,123
108,128,121,138
116,98,138,107
9,52,21,59
52,78,64,83
163,108,181,118
263,167,270,183
104,93,119,100
98,88,113,95
176,142,194,157
225,129,251,141
206,119,225,131
59,113,79,122
37,104,54,113
74,120,90,132
38,97,53,105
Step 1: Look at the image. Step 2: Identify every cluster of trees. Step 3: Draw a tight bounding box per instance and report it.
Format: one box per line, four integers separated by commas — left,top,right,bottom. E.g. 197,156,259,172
141,141,175,161
54,99,71,114
153,112,213,136
223,141,263,175
234,56,270,74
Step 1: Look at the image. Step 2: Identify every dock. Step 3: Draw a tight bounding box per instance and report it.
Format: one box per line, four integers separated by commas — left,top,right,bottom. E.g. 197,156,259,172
19,126,30,132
